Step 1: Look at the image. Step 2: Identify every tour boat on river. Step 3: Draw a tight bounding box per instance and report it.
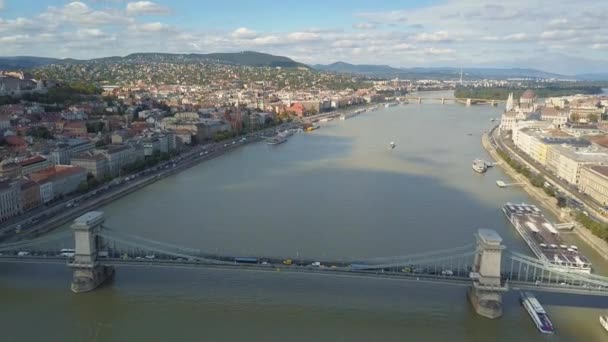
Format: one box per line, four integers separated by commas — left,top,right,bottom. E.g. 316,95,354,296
472,159,488,173
600,314,608,333
520,292,554,334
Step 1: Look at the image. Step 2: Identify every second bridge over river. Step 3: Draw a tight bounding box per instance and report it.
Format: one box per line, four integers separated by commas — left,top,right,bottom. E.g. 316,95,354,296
1,211,608,319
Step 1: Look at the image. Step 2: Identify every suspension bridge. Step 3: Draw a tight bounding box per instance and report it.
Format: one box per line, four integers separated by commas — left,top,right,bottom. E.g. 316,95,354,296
403,96,506,106
1,211,608,319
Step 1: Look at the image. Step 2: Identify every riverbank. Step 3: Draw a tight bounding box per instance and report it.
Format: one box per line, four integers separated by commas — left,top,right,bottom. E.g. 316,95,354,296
4,123,299,242
481,131,608,261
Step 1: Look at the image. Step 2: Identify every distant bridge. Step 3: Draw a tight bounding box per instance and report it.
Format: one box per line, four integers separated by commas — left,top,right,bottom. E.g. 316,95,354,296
402,96,506,105
1,211,608,319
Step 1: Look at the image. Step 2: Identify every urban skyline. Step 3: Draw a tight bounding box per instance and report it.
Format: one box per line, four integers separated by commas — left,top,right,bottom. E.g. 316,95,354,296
1,0,607,74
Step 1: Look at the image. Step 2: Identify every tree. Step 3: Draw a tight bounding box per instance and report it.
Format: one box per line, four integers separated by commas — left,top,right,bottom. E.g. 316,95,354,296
95,139,108,148
86,122,105,133
26,126,53,139
588,113,599,123
570,113,580,122
557,197,567,208
78,181,89,193
87,176,100,189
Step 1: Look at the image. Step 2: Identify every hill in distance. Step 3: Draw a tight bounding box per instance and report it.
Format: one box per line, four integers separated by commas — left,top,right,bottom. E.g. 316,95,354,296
0,51,308,69
312,61,604,80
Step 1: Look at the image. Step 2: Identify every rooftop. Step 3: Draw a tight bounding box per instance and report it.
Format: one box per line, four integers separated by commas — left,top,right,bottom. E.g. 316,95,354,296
588,165,608,178
521,89,536,99
17,156,47,167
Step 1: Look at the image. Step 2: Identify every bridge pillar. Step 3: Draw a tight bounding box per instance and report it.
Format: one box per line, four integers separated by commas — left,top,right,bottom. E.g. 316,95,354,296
69,211,114,293
418,96,422,104
467,229,508,319
466,98,472,106
490,100,496,106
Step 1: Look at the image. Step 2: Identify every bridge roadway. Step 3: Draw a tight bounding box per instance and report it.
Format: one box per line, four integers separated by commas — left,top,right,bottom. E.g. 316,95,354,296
2,254,608,297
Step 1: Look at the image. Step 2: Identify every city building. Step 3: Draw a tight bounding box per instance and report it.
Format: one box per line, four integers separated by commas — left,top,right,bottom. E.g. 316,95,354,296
0,180,22,222
49,138,95,165
29,165,87,200
512,124,585,166
579,165,608,206
546,144,608,185
569,98,604,120
0,162,21,179
71,152,109,179
19,180,40,211
62,121,88,137
95,144,143,176
540,107,568,126
142,137,161,156
111,130,132,144
499,105,527,131
561,122,603,137
38,181,53,204
17,156,52,176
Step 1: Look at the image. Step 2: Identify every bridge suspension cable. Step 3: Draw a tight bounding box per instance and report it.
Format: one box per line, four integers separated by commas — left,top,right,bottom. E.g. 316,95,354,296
0,231,72,252
102,227,202,254
355,251,476,270
507,252,608,288
97,232,231,265
352,243,475,264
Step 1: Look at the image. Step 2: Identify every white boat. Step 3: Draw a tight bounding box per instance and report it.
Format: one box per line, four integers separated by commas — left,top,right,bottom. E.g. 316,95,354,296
472,159,488,173
520,292,554,334
389,142,396,149
600,314,608,333
384,102,398,108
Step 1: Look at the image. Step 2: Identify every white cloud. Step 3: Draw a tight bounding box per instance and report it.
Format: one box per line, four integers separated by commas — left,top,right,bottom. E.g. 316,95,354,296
40,1,131,26
136,22,171,32
232,27,257,39
353,23,376,30
415,31,451,43
424,48,454,55
540,30,577,40
481,36,500,41
0,0,607,73
394,43,415,50
287,32,321,42
503,33,528,41
251,35,281,46
592,43,608,50
357,10,408,22
77,28,105,38
331,40,358,48
126,1,169,15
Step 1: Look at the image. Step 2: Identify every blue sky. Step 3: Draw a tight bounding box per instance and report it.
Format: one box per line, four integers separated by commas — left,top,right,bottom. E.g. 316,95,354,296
0,0,607,74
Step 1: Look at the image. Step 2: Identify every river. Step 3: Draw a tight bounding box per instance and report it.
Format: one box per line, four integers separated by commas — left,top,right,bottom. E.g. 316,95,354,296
0,91,606,341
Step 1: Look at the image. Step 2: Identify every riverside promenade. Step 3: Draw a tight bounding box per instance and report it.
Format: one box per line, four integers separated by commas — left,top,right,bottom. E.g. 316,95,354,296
482,129,608,261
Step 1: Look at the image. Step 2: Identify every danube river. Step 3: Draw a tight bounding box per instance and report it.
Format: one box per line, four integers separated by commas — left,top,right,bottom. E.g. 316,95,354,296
1,92,607,341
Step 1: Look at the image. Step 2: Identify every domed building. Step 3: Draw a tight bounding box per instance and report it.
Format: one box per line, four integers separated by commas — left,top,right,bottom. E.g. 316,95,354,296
518,89,537,113
520,89,536,104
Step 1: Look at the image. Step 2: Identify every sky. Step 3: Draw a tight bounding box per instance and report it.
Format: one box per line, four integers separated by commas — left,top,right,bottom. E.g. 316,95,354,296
0,0,607,74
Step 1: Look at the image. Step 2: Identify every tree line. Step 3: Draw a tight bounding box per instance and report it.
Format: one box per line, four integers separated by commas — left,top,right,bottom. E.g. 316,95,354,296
455,85,603,100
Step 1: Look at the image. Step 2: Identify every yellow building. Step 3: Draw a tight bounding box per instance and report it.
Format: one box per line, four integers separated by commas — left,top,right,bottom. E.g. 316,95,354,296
579,165,608,206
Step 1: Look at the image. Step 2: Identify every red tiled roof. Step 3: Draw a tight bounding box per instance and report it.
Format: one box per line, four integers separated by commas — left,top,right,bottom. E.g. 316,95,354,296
18,156,47,167
4,136,26,146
